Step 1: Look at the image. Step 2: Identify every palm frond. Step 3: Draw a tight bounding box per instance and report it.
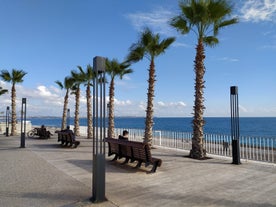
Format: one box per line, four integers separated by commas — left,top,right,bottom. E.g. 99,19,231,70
203,36,219,47
0,86,8,95
170,16,190,34
55,80,63,89
126,45,145,63
172,0,238,47
0,69,27,83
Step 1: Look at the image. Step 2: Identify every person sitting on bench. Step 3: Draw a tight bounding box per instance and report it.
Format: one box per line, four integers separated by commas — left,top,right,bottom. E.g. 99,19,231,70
118,130,129,141
40,125,51,138
64,126,80,146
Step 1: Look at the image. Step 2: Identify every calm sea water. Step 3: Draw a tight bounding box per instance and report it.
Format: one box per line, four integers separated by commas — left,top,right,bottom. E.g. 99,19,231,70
28,117,276,138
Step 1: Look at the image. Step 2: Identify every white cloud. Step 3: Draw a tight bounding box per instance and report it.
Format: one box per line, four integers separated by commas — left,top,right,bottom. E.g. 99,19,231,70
218,57,239,62
156,101,187,108
0,83,66,116
172,42,191,48
239,0,276,22
261,44,276,49
1,83,275,117
176,101,186,107
154,101,188,117
114,99,132,106
157,101,165,106
37,85,53,97
239,105,248,113
125,6,176,36
138,102,146,112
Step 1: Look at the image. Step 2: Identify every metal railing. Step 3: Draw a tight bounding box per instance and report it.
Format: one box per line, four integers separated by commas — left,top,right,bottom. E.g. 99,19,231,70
114,128,276,164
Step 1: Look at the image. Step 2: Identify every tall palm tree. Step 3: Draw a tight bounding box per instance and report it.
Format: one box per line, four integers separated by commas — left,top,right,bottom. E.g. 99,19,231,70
0,86,8,96
106,58,133,138
171,0,238,159
0,69,27,135
127,28,175,145
70,70,85,137
77,65,95,139
55,77,74,130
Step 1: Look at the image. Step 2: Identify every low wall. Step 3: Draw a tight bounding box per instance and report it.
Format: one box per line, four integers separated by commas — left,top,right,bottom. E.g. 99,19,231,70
0,121,32,135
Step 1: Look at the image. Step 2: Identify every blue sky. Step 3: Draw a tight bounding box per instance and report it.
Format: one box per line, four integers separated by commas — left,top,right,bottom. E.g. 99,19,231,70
0,0,276,117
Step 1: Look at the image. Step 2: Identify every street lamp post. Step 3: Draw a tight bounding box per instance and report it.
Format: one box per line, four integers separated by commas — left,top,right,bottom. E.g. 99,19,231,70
67,108,70,128
20,98,27,148
91,56,106,203
6,106,10,137
230,86,241,165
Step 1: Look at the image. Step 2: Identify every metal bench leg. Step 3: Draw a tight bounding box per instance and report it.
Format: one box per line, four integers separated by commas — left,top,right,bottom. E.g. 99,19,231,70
121,158,129,165
135,161,142,168
150,163,158,173
111,155,118,161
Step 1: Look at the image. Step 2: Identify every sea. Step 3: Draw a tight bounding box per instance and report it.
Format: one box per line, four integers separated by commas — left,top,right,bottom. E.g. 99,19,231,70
28,117,276,138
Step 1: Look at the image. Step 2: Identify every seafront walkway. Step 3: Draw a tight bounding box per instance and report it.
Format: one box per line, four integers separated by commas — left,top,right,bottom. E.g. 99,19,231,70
0,134,276,207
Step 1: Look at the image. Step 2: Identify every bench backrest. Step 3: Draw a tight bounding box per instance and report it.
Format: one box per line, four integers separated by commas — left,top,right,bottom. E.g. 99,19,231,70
104,138,151,162
57,131,73,142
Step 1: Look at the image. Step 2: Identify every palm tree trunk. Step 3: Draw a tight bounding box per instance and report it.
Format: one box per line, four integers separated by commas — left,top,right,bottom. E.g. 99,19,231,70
190,39,207,159
61,90,69,130
144,59,155,145
10,83,16,136
108,78,115,138
87,85,93,139
74,87,80,136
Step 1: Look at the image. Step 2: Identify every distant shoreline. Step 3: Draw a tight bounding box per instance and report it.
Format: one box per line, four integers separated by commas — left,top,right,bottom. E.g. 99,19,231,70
26,116,276,118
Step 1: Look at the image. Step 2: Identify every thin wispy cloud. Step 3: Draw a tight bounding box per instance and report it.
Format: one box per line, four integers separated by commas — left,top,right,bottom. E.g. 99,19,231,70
172,41,192,48
261,42,276,49
125,6,176,36
261,30,276,49
239,0,276,22
157,101,187,108
239,105,248,113
218,57,239,62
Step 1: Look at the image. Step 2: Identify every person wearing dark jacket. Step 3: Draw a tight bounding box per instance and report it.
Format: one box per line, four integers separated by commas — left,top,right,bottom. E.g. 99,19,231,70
118,130,129,141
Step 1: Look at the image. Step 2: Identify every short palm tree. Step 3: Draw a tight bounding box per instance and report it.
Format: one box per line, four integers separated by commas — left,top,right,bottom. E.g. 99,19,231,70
127,28,175,145
70,70,85,137
55,77,74,130
171,0,238,159
0,86,8,96
0,69,27,135
106,58,133,138
77,65,95,139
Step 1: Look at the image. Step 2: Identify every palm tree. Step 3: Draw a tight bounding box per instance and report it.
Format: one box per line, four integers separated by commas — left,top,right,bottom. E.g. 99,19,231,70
77,65,95,139
106,58,133,138
0,69,27,135
70,70,85,137
171,0,238,159
0,86,8,96
127,28,175,145
55,77,74,130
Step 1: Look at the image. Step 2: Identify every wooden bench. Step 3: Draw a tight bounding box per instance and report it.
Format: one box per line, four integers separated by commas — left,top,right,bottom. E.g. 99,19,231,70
27,127,51,139
56,131,80,148
36,128,49,139
104,138,162,173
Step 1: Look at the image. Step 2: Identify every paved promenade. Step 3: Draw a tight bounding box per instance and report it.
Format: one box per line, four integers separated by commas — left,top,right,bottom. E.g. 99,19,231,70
0,134,275,207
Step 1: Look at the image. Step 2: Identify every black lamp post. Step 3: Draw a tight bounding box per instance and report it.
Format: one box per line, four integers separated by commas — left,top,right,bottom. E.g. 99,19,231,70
91,56,106,203
67,108,70,128
6,106,10,137
230,86,241,165
20,98,27,148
